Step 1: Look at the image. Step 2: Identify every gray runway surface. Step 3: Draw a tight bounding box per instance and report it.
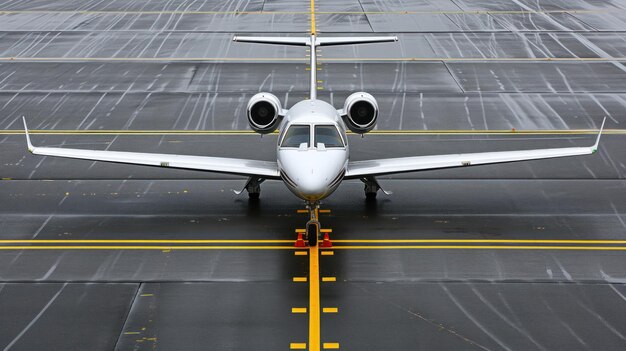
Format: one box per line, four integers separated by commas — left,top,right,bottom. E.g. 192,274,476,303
1,0,626,350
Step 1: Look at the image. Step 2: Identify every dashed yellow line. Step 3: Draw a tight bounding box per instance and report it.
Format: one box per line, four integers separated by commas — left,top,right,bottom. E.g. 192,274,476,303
323,343,340,350
293,277,308,283
322,307,338,313
292,307,308,314
290,343,307,350
322,277,336,282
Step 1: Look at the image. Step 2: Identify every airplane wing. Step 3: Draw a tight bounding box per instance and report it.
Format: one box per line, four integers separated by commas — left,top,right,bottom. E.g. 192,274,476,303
345,119,605,179
22,118,280,179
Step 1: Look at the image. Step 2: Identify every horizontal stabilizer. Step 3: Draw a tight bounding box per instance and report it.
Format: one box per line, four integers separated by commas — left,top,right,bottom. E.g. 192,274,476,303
232,35,398,47
316,36,398,46
232,36,310,46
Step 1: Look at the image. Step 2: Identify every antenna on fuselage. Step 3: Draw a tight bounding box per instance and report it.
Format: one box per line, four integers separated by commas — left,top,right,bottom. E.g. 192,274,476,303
232,35,399,101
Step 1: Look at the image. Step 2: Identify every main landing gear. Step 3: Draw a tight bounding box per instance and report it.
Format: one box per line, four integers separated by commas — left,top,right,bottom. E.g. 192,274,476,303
361,176,392,200
233,177,265,199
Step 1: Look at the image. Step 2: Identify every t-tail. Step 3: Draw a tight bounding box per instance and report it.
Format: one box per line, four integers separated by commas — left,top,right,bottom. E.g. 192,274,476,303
232,35,398,100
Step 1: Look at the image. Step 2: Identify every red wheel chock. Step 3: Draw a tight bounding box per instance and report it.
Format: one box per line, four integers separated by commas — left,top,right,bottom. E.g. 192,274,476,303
320,233,332,248
295,232,308,247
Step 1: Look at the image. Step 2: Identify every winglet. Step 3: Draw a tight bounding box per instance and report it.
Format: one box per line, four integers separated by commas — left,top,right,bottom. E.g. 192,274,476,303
592,117,606,153
22,116,34,152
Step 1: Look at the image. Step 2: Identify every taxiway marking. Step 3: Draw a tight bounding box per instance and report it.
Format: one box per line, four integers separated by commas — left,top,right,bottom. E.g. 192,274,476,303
0,9,615,15
323,343,340,349
2,57,626,62
309,245,321,351
0,239,294,243
331,246,626,250
333,239,626,244
290,343,307,350
292,308,308,314
322,307,338,313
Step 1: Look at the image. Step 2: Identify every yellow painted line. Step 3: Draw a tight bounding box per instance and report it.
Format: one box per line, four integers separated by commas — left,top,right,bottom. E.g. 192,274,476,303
295,251,309,256
320,229,332,233
331,246,626,251
0,9,615,15
140,294,154,297
290,343,307,350
332,239,626,244
322,307,338,313
293,277,308,282
124,332,140,335
322,277,336,282
323,343,340,349
309,245,321,351
318,209,331,214
0,239,294,243
2,57,626,62
0,245,296,250
1,129,620,136
310,0,316,35
295,229,306,233
297,209,309,213
321,251,334,256
292,307,308,314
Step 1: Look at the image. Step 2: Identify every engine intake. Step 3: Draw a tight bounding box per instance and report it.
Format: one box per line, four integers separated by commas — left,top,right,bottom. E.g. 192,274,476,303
247,93,283,134
342,92,378,134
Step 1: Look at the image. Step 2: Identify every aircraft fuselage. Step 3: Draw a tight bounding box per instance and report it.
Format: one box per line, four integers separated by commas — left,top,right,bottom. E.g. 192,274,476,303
277,99,348,202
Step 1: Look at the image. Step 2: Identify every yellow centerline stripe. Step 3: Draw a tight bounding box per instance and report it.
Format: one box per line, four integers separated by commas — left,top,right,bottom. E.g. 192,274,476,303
310,0,316,35
332,246,626,250
2,57,626,62
0,239,624,244
332,239,626,244
0,239,294,243
0,129,619,136
0,245,295,250
309,245,321,351
1,245,625,250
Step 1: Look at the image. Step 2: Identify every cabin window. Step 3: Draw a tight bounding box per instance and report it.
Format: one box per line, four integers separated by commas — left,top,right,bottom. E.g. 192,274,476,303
314,125,344,148
281,125,310,147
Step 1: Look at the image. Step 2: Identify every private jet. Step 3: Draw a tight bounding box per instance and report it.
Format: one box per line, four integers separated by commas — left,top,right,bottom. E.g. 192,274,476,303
22,34,605,246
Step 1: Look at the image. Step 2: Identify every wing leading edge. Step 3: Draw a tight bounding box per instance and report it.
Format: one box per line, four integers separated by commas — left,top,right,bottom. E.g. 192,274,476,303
22,118,280,179
345,119,605,179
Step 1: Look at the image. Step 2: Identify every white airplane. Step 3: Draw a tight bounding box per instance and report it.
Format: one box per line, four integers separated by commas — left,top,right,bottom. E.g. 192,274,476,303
23,34,605,246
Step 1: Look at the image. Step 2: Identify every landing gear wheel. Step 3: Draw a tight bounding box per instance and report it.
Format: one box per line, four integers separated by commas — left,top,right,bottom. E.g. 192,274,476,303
308,232,317,246
365,192,377,200
248,192,260,200
306,220,320,247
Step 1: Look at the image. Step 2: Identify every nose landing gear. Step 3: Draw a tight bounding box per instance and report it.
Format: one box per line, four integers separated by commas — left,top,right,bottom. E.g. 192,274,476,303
295,202,332,247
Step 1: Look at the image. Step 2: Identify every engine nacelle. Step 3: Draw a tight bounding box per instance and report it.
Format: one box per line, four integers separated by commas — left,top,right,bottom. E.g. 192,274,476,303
247,93,283,134
341,92,378,134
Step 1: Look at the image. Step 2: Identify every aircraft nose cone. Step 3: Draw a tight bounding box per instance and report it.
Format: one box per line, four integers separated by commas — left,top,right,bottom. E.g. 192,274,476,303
298,173,328,200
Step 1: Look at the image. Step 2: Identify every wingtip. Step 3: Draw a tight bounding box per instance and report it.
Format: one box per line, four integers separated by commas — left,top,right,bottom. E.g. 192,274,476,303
22,116,34,152
592,117,606,152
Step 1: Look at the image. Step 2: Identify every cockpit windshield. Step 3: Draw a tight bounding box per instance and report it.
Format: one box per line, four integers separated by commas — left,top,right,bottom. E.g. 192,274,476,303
314,125,344,148
281,125,310,148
